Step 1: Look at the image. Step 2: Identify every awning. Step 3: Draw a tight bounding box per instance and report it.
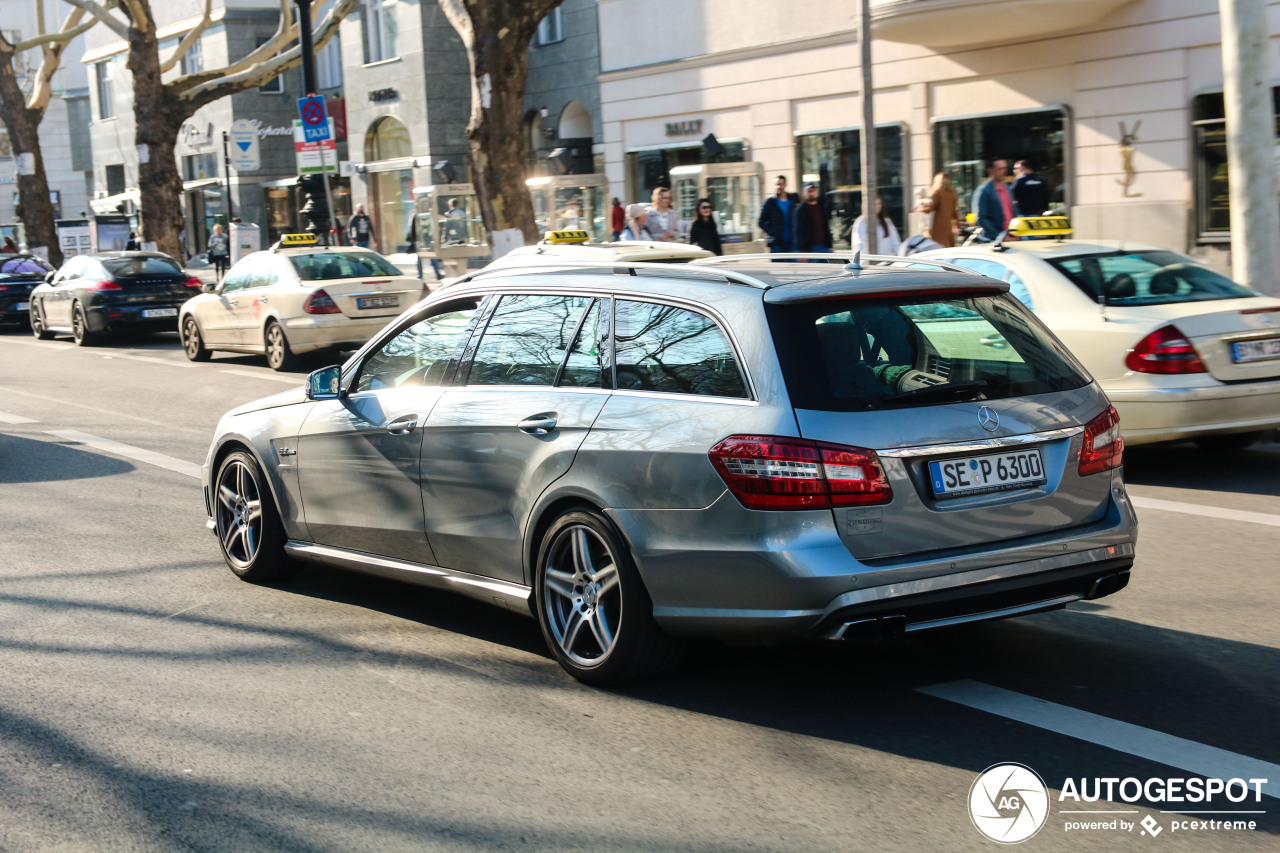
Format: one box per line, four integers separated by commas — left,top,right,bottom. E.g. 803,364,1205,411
357,156,425,174
259,177,299,188
182,178,221,192
89,189,140,214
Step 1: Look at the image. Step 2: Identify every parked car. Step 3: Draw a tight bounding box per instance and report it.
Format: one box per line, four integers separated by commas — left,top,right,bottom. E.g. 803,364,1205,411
915,217,1280,449
179,234,426,370
0,254,55,326
202,257,1137,684
29,252,200,345
480,229,713,273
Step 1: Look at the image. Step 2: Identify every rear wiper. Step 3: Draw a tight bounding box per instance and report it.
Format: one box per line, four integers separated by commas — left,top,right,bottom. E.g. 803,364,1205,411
892,380,989,404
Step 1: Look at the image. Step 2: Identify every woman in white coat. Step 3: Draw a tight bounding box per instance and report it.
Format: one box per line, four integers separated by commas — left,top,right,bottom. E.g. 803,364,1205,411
851,194,901,256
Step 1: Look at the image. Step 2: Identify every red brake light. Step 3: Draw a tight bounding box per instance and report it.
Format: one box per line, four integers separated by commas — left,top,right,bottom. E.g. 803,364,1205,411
1125,325,1206,374
0,284,8,291
186,276,203,288
88,280,122,292
1079,406,1124,476
303,288,341,314
709,435,892,510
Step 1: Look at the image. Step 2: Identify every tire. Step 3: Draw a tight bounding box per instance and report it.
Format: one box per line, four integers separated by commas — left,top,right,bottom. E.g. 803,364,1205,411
534,508,684,685
213,450,294,583
182,315,212,361
264,321,296,371
1195,431,1265,453
30,303,53,340
72,302,99,347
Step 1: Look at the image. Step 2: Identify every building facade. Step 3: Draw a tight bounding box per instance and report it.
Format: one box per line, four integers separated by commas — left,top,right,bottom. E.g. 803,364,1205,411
597,0,1280,264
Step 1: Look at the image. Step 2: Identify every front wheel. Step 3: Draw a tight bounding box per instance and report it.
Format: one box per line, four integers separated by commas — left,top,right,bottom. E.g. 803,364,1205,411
264,321,296,371
30,303,53,340
214,450,294,583
534,509,683,685
182,315,212,361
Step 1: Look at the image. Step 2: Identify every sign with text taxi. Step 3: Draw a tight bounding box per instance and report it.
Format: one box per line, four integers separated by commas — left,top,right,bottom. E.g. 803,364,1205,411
227,119,261,171
293,120,337,174
297,95,331,143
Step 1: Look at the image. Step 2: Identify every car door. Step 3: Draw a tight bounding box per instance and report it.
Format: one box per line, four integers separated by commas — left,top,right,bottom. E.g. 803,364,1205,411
418,292,610,585
294,296,485,562
44,257,83,327
201,263,252,346
231,256,280,345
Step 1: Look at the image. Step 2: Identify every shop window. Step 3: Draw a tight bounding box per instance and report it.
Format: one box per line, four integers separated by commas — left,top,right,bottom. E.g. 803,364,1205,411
363,0,398,64
366,116,414,254
1191,89,1280,239
796,125,906,250
625,141,745,205
183,153,219,181
536,9,563,46
933,109,1067,223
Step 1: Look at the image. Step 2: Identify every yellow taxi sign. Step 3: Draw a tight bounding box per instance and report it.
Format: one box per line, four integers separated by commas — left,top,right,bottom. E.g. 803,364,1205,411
544,229,590,244
1009,216,1072,237
279,232,318,246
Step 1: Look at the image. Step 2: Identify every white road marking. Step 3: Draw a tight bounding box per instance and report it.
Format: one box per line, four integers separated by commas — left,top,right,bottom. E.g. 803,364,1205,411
918,680,1280,800
221,369,303,385
103,352,194,368
1130,495,1280,529
0,411,38,424
45,429,202,479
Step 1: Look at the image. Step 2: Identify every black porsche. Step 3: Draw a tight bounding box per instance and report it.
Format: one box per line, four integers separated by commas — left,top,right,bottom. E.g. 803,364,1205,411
0,254,55,327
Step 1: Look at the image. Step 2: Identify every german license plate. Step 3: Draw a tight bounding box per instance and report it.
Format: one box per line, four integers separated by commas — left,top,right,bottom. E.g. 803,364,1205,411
141,307,177,318
356,295,398,309
1231,337,1280,364
929,448,1046,499
15,301,29,310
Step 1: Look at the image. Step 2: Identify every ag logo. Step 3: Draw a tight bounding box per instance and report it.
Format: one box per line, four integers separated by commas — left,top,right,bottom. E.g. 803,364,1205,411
969,763,1050,844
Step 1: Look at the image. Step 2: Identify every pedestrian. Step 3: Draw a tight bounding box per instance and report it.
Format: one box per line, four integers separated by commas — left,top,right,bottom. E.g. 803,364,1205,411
757,175,799,257
688,198,722,255
646,186,679,241
125,232,140,251
347,203,375,248
618,203,655,241
207,223,230,282
1,236,19,253
916,172,960,248
851,194,902,256
610,197,624,241
972,158,1015,241
1011,160,1051,218
792,182,833,257
442,198,468,244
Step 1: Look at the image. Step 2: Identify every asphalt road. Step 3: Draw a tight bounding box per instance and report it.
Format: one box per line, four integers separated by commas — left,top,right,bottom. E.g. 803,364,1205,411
1,325,1278,852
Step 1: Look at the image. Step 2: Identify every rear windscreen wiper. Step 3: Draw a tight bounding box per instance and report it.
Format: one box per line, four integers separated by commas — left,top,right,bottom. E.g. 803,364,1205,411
892,380,989,404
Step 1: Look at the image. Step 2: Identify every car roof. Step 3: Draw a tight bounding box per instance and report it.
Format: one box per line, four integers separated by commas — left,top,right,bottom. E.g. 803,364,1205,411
497,241,713,264
270,245,385,257
929,238,1168,259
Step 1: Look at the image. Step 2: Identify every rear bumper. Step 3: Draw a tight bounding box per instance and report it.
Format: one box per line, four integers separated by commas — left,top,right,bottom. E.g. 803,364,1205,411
276,315,393,355
84,301,184,333
1107,378,1280,444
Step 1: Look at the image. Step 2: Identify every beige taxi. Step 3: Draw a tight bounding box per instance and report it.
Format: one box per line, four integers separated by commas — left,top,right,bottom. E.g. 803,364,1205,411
180,234,426,370
480,229,713,272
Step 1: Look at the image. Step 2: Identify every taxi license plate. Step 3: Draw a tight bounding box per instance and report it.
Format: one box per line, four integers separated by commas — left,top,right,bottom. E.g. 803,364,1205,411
1231,337,1280,364
929,448,1046,499
142,307,178,318
357,295,398,309
15,301,29,310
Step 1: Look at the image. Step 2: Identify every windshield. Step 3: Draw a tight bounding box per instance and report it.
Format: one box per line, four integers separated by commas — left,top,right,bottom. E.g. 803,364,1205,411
1047,251,1255,306
290,251,403,281
0,257,53,276
102,257,183,277
767,293,1090,412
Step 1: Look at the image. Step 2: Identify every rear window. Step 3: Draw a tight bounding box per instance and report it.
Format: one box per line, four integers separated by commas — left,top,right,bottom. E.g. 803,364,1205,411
767,294,1089,412
290,251,402,281
102,257,183,277
0,257,53,275
1047,251,1254,306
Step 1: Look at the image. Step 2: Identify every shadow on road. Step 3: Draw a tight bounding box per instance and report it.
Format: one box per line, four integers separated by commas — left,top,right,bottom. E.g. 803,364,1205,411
0,432,135,484
1123,440,1280,498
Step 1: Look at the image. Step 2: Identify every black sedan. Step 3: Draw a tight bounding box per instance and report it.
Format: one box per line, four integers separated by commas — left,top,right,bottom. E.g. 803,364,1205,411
0,254,55,326
30,252,202,345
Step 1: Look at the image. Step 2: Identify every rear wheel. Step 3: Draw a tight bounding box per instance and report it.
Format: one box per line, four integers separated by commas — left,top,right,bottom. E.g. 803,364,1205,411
264,321,296,371
182,315,211,361
30,303,53,340
214,450,294,583
535,508,683,685
72,302,99,346
1195,431,1266,452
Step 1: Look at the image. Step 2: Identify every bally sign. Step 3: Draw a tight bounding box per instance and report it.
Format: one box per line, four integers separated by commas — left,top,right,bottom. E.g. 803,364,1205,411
665,120,703,137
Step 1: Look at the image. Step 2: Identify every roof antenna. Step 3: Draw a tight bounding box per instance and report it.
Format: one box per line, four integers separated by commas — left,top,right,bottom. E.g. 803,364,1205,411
845,250,862,272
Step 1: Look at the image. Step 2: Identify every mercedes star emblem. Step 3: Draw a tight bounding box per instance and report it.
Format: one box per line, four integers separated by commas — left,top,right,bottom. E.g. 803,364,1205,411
977,406,1000,432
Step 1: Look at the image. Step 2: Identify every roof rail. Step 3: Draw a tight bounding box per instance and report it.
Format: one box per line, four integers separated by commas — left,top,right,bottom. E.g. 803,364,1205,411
451,259,775,290
691,252,969,274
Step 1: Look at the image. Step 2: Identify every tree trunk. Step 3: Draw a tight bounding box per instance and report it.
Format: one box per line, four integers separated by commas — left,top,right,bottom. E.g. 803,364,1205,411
0,53,61,265
128,24,186,261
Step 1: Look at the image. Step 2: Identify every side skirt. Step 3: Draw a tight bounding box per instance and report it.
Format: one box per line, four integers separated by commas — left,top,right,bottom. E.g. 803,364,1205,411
284,540,534,617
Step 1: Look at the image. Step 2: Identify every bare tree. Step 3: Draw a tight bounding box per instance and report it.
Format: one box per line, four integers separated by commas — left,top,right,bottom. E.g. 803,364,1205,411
0,7,95,265
64,0,357,260
438,0,566,250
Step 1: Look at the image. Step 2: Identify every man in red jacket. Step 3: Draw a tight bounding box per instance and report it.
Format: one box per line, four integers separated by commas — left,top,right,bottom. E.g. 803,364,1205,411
610,198,624,241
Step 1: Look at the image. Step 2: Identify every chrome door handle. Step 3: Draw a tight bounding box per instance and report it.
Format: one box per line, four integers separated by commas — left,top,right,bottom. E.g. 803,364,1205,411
386,414,419,435
258,296,269,303
226,298,238,306
517,415,558,435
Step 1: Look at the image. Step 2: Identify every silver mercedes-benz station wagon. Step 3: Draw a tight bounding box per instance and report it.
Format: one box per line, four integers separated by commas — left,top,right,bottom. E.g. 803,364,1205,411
203,256,1138,684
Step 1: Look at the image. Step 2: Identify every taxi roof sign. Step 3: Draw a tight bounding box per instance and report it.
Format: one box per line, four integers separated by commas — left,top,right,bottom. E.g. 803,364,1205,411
279,233,319,246
1008,216,1072,237
544,229,590,244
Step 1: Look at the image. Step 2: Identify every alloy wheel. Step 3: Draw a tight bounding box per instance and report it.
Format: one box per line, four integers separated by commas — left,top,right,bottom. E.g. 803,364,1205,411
541,524,623,667
266,324,285,369
216,459,263,568
184,318,203,359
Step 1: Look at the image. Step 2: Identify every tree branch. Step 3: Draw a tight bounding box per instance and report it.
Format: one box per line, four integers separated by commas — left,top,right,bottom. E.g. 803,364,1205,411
28,9,94,112
13,17,94,53
158,0,212,73
210,0,294,80
60,0,130,39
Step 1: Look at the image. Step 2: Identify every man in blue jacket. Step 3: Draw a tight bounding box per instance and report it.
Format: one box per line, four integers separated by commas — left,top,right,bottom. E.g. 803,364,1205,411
972,158,1015,241
757,175,799,255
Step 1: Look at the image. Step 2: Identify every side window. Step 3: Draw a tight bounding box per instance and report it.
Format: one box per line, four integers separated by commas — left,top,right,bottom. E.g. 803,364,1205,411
614,300,748,398
467,294,592,386
354,299,481,392
247,259,278,290
221,260,253,293
947,257,1010,280
559,299,606,388
57,257,84,282
1005,271,1034,309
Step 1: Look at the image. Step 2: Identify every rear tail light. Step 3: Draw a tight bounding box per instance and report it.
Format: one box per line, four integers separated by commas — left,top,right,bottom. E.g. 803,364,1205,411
709,435,892,510
88,280,122,292
1125,325,1206,374
1079,406,1124,476
185,276,203,288
303,288,341,314
0,284,8,291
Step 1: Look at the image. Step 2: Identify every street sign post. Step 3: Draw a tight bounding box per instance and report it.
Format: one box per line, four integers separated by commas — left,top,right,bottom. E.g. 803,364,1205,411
227,120,261,171
297,96,331,143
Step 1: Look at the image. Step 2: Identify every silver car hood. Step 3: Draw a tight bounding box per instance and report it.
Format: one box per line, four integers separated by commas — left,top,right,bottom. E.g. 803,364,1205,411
226,386,307,417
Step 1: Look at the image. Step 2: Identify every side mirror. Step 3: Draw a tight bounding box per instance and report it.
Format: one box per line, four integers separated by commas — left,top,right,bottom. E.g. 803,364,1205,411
306,364,343,400
201,281,217,293
44,271,55,284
